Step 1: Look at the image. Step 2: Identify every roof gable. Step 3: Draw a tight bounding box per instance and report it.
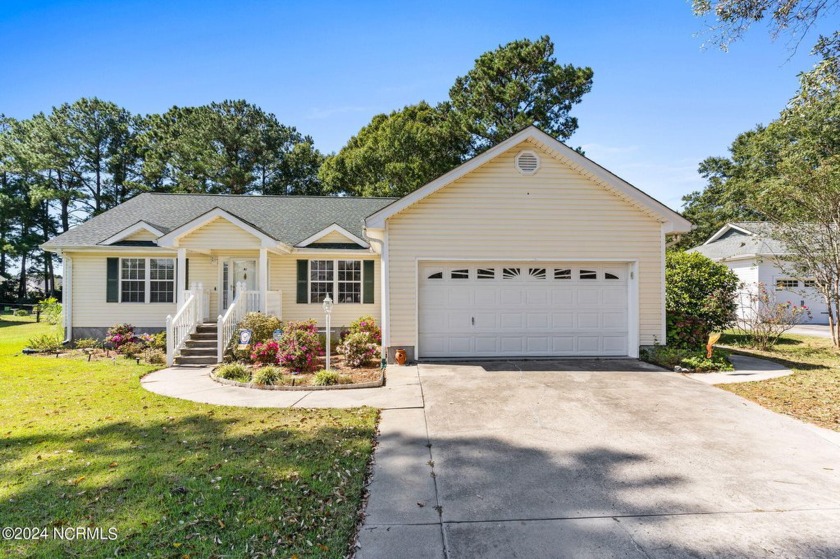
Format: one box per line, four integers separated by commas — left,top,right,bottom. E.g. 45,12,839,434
296,224,369,248
156,208,279,249
365,126,692,233
100,221,164,245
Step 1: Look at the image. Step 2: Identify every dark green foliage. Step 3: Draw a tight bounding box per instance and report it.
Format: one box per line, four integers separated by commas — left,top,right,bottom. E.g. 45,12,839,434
215,363,251,382
449,35,593,153
252,365,284,386
665,251,739,348
319,102,470,197
26,333,63,352
641,344,733,372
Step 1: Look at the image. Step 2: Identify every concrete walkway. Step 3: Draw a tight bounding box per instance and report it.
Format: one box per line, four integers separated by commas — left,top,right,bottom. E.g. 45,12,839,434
684,353,793,384
140,365,424,409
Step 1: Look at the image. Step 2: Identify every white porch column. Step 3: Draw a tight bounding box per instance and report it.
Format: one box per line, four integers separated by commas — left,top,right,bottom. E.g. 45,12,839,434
259,248,268,313
176,247,187,307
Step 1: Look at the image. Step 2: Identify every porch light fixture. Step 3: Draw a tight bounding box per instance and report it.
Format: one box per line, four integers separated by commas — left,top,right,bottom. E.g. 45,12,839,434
323,295,333,371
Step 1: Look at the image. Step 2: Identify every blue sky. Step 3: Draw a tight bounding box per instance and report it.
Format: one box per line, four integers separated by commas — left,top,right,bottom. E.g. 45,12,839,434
1,0,835,210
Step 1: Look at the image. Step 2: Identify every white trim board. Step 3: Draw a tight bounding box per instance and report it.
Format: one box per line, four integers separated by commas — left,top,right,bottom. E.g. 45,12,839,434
365,126,692,233
99,221,165,245
296,223,369,248
704,223,756,245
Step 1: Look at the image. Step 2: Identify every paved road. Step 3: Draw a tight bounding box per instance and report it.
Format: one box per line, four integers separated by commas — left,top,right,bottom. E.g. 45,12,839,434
789,325,833,339
356,360,840,559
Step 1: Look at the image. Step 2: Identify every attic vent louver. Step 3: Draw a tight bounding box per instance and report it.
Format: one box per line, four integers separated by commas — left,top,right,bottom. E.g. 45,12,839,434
515,150,540,175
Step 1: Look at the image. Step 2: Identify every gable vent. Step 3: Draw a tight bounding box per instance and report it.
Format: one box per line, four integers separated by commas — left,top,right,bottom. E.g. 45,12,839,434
515,150,540,175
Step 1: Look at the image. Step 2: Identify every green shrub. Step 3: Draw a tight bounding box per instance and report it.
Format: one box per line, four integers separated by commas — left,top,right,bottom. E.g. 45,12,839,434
239,313,283,344
252,366,283,386
641,345,732,372
118,342,144,358
313,369,341,386
27,333,64,352
146,350,166,365
680,353,734,372
13,309,29,317
145,331,167,351
74,338,100,350
37,297,62,325
215,363,251,382
666,251,739,349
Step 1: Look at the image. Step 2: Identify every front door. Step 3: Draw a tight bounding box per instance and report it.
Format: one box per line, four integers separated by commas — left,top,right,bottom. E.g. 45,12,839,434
221,259,257,311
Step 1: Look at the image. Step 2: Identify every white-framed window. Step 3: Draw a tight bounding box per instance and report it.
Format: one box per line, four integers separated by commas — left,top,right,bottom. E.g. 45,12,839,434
120,257,175,303
803,279,817,288
776,279,799,291
150,258,175,303
337,260,362,303
309,259,364,304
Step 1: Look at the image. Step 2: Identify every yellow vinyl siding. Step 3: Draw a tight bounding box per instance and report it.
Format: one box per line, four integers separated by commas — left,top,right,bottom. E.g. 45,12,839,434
123,229,159,242
185,255,219,318
179,218,262,249
68,251,177,328
386,138,665,347
270,254,380,328
312,230,358,244
67,250,380,330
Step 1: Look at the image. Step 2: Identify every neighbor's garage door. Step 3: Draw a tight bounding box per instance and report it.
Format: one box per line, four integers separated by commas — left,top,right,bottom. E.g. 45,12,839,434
418,262,629,358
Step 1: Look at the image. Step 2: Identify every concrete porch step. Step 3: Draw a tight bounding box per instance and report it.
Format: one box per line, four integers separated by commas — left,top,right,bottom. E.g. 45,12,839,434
190,332,218,341
175,355,218,366
186,339,217,349
180,347,216,357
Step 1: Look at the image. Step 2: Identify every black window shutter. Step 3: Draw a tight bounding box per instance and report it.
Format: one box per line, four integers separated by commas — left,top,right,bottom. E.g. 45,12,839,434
184,258,189,289
363,260,375,304
106,258,119,302
296,260,308,304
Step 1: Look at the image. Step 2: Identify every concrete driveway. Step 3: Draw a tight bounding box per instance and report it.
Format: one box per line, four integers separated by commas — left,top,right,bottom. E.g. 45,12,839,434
356,360,840,558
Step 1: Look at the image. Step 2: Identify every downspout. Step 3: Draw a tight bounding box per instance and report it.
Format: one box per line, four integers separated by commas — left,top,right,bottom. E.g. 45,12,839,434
363,227,389,366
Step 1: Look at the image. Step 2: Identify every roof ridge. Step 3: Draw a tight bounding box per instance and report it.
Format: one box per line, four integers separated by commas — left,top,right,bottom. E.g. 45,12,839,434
142,192,400,200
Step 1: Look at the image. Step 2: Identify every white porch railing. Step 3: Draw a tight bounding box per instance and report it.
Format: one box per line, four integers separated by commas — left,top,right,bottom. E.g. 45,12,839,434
218,282,247,362
244,290,262,314
166,283,206,366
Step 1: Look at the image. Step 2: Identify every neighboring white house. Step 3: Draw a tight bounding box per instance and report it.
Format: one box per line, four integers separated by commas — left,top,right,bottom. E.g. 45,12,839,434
689,222,829,325
42,126,692,363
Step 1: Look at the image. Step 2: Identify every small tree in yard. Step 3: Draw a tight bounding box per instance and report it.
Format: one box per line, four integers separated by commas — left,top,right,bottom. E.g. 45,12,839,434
666,251,739,348
736,282,811,350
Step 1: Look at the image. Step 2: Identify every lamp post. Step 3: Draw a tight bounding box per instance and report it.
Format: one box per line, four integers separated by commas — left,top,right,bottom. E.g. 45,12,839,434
323,294,333,371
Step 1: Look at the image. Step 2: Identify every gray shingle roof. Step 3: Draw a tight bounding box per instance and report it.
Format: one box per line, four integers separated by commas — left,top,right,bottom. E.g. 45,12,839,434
42,193,398,249
688,222,788,260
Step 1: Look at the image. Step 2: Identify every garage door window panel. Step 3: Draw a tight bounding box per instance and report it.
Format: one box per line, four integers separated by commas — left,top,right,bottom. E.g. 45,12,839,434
451,269,469,279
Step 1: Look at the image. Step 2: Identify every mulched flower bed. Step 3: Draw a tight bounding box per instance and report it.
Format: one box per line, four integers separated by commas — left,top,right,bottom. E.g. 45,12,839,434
212,354,385,390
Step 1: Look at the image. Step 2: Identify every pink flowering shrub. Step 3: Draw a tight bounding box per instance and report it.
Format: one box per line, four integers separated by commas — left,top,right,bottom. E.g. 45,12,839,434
251,340,280,365
106,323,139,349
277,320,321,372
337,316,382,368
346,316,382,343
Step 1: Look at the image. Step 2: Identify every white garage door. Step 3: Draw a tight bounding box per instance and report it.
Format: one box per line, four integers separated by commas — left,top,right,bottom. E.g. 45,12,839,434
418,262,629,358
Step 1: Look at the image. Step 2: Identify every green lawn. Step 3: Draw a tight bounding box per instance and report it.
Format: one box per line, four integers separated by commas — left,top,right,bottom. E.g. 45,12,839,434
720,332,840,432
0,316,378,558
